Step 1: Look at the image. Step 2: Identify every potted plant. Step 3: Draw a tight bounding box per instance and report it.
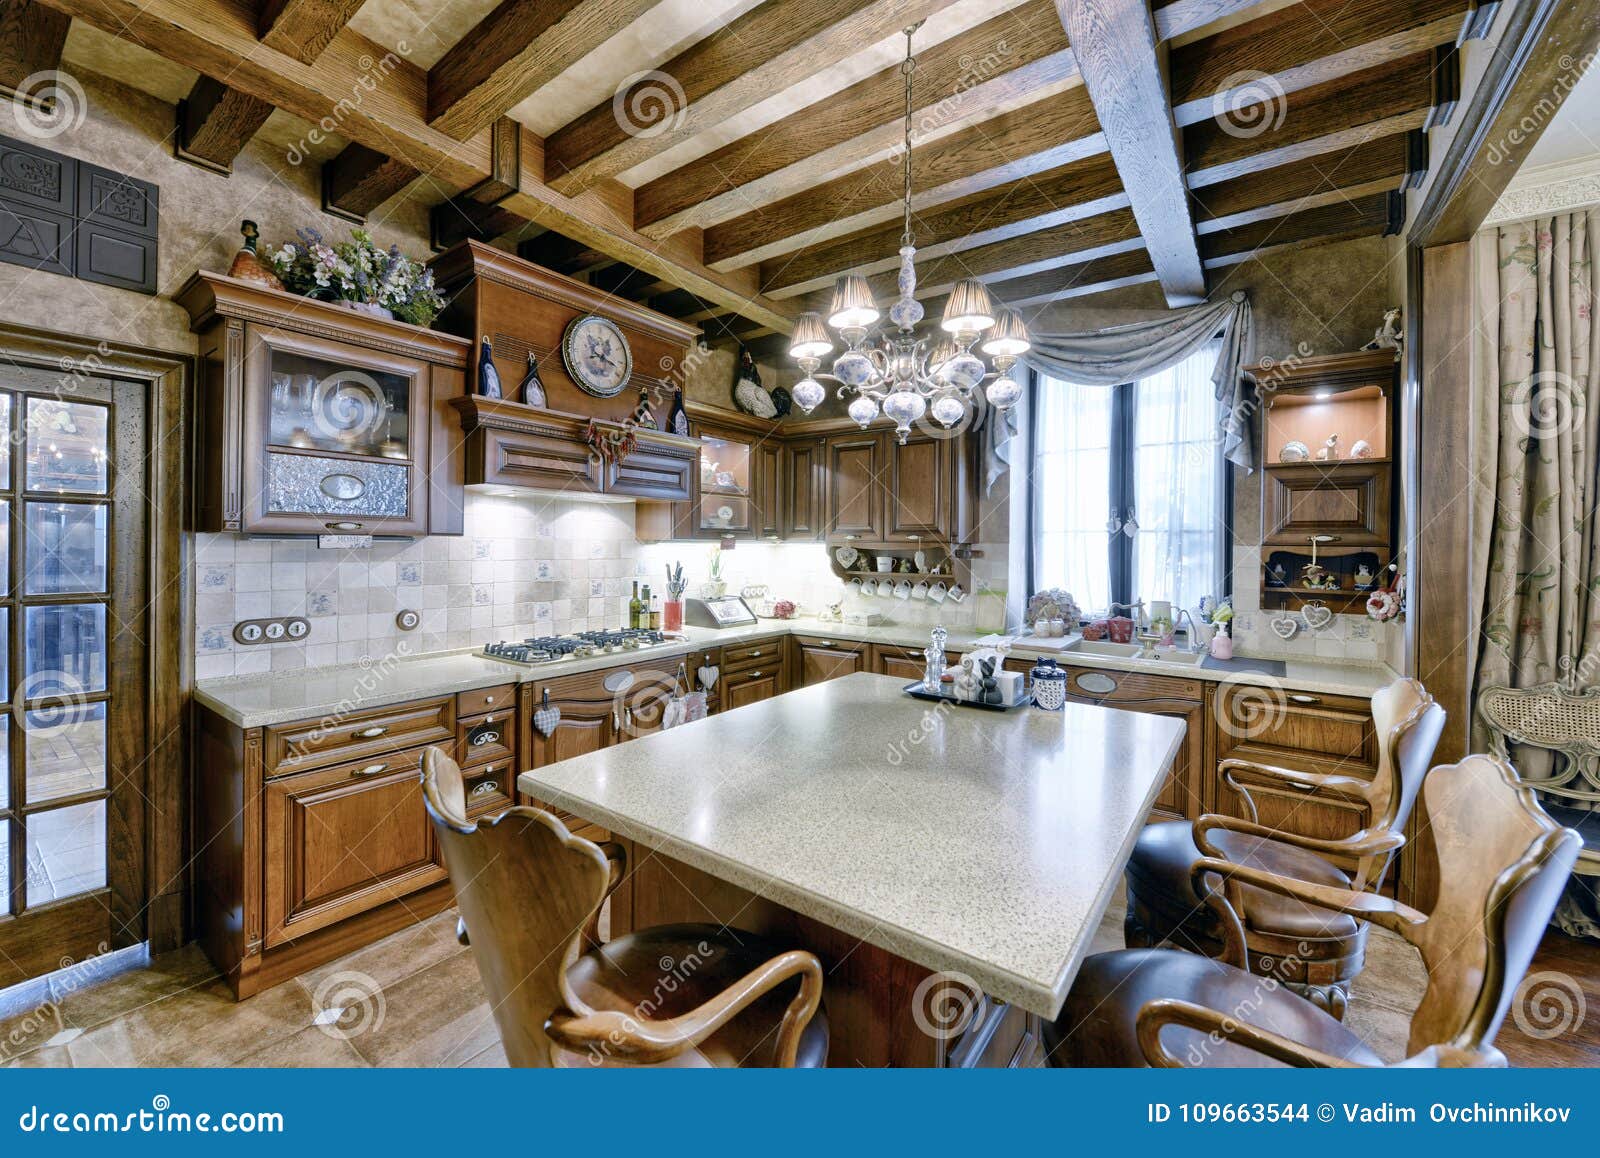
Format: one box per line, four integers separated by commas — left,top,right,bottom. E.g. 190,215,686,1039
266,227,445,326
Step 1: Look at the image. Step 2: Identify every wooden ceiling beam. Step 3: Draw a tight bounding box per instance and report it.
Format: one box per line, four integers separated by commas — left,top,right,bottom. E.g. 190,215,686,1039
0,0,70,106
757,153,1127,297
1054,0,1205,306
1167,0,1470,126
633,0,1080,238
543,0,957,195
1191,130,1413,233
1183,51,1440,188
516,230,615,275
427,0,666,141
35,0,796,331
257,0,368,64
174,74,274,175
321,143,421,223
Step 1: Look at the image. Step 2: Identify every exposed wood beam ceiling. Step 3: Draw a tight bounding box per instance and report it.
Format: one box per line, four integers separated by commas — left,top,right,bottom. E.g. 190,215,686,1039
0,0,70,105
36,0,1491,333
1055,0,1205,305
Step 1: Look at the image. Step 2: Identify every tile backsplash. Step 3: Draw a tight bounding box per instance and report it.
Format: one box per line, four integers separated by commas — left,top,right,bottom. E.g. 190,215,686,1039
193,493,1010,680
1226,544,1399,664
193,493,641,680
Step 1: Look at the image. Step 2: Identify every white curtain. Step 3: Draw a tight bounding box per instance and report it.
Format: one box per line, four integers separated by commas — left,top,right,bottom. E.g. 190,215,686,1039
1131,342,1224,615
1033,378,1113,612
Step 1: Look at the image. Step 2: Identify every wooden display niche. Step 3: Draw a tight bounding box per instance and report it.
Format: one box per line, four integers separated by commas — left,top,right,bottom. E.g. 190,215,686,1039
178,271,473,536
1246,349,1398,612
430,240,697,427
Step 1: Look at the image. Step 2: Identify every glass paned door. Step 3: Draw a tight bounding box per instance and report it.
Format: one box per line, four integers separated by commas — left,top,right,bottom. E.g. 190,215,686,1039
0,367,143,975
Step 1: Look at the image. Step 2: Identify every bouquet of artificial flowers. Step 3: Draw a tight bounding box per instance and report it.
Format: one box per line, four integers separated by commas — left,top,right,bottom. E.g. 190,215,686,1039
268,227,445,326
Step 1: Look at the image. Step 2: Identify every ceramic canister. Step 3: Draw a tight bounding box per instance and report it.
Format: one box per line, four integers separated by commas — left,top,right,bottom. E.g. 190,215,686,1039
1030,658,1067,711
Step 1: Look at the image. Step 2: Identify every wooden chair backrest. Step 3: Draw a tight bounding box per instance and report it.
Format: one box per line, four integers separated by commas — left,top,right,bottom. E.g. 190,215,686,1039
1479,681,1600,806
420,746,609,1067
1406,755,1581,1056
1342,678,1445,888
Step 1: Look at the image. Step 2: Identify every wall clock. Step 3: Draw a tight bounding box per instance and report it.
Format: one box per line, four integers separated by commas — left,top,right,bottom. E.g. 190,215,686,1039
561,314,632,398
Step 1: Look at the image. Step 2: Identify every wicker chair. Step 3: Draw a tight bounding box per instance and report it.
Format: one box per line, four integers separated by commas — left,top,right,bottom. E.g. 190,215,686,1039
1478,682,1600,938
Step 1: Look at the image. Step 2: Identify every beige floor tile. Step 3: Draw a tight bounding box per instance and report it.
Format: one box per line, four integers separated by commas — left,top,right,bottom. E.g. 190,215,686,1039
236,1024,372,1068
341,950,497,1067
294,908,466,998
458,1040,509,1068
64,976,312,1067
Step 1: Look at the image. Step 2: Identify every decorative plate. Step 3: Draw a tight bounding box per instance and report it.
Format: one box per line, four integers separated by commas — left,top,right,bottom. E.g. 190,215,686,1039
561,314,633,398
1278,440,1310,463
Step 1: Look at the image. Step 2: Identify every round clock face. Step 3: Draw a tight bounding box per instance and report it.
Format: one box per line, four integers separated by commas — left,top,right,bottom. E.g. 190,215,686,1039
561,315,632,398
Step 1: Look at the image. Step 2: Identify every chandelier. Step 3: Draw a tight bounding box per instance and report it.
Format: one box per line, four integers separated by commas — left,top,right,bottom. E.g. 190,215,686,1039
788,23,1028,442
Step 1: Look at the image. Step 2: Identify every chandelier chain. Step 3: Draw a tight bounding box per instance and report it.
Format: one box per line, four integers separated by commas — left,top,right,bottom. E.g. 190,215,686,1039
901,23,919,250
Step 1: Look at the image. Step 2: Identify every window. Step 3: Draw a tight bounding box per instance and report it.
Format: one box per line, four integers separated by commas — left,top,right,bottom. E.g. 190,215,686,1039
1030,342,1225,616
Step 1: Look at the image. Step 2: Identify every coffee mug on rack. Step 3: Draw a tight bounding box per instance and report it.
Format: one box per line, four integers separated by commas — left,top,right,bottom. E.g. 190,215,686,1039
948,584,967,603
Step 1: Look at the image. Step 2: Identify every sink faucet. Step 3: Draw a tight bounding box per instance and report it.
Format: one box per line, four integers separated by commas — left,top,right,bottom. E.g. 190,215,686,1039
1174,608,1202,653
1106,599,1146,628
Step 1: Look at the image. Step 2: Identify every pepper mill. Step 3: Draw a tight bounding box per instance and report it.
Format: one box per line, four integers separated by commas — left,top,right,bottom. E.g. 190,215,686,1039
923,625,948,692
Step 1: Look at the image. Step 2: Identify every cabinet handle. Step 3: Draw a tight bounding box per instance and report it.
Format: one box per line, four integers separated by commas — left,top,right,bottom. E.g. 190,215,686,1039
625,708,633,728
471,781,499,797
1288,694,1321,705
750,650,761,657
612,706,621,729
818,640,833,647
354,725,388,739
326,521,365,531
351,763,388,778
484,695,496,705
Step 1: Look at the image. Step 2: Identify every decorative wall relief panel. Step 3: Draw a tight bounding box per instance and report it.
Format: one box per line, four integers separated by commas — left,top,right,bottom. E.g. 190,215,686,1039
0,134,157,293
264,452,409,518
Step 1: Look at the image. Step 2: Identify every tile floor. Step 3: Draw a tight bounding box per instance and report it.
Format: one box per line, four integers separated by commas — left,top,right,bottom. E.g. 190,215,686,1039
0,888,1593,1067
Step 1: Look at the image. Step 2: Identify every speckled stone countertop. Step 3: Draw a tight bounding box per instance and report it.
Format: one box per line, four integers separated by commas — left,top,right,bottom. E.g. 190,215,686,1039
519,672,1186,1018
194,616,1396,728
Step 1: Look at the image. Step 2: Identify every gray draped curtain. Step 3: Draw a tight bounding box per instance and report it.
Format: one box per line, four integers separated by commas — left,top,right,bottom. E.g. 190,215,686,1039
1021,290,1256,469
1469,210,1599,940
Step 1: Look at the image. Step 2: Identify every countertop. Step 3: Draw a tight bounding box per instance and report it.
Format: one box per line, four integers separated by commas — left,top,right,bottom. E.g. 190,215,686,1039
193,616,1399,727
518,672,1187,1018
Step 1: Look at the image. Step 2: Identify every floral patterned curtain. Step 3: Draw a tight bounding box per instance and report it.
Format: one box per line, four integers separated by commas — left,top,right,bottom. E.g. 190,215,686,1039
1470,210,1599,939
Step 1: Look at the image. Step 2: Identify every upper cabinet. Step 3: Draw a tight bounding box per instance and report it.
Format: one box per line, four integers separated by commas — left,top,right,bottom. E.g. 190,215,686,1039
827,429,975,547
178,272,472,536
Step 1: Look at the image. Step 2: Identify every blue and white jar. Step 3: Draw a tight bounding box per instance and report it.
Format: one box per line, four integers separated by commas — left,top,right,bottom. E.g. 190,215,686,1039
1030,658,1067,711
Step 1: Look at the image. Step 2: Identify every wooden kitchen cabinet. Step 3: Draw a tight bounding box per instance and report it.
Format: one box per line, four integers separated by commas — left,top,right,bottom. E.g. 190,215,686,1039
719,635,788,709
262,749,448,950
1058,667,1207,821
179,272,473,536
753,439,783,538
1212,684,1377,853
825,433,884,542
871,642,962,682
1263,460,1390,547
882,433,954,542
783,440,824,539
794,635,867,685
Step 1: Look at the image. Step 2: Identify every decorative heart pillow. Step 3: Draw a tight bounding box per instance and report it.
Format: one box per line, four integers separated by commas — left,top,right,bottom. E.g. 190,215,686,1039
1270,613,1300,641
1302,601,1334,631
697,664,719,690
533,704,561,736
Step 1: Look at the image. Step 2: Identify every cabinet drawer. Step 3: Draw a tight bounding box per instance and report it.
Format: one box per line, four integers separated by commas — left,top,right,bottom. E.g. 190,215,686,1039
458,708,516,768
1215,686,1375,768
1064,667,1203,703
463,759,515,817
262,745,447,948
458,683,515,716
264,696,456,776
723,639,782,672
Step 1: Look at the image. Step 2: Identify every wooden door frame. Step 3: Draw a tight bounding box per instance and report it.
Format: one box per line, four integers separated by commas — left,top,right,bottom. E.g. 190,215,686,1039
0,322,189,975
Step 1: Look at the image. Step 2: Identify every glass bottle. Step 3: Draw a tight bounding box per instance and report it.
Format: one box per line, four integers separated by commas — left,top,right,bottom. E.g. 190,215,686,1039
641,585,653,630
648,591,662,631
628,581,642,630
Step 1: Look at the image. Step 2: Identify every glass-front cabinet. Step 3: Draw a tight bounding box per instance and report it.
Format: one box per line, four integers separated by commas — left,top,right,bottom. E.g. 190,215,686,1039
244,328,428,535
696,429,753,536
179,271,473,537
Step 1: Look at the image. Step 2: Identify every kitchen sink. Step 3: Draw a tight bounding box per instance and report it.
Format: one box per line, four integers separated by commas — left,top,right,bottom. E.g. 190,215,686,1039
1064,639,1206,665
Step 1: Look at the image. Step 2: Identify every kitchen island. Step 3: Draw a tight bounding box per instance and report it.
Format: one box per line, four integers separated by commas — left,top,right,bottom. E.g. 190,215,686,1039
519,672,1187,1067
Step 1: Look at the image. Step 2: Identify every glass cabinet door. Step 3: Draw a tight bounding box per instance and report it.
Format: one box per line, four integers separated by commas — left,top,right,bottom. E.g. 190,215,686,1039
245,329,428,535
697,430,752,535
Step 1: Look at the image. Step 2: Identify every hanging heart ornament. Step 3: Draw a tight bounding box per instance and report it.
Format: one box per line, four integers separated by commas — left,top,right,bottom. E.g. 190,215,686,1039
533,703,562,736
1302,601,1334,631
835,545,859,570
1270,613,1301,641
697,665,719,690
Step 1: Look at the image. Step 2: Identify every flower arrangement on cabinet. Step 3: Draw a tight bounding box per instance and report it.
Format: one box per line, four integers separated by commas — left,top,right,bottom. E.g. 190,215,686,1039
267,228,445,326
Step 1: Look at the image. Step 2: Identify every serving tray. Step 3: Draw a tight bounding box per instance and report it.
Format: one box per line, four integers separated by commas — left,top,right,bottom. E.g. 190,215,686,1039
902,680,1032,711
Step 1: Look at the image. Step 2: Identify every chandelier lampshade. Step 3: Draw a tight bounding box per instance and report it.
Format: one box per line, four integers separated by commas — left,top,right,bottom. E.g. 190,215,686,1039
827,275,880,331
941,279,997,336
784,25,1026,440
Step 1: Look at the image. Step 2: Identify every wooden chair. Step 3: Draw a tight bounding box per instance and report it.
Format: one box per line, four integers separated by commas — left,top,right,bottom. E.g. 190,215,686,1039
1124,677,1445,1017
1045,754,1581,1067
1479,682,1600,938
419,747,828,1067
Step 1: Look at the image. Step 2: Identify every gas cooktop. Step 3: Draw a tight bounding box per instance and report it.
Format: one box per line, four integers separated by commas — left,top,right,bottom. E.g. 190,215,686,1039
480,629,674,666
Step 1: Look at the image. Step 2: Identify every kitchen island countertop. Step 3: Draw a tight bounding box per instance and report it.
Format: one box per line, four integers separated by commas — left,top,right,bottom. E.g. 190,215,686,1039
519,672,1187,1019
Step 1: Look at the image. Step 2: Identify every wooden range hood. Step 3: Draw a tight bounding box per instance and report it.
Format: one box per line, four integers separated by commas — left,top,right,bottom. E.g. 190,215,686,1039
431,240,701,503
